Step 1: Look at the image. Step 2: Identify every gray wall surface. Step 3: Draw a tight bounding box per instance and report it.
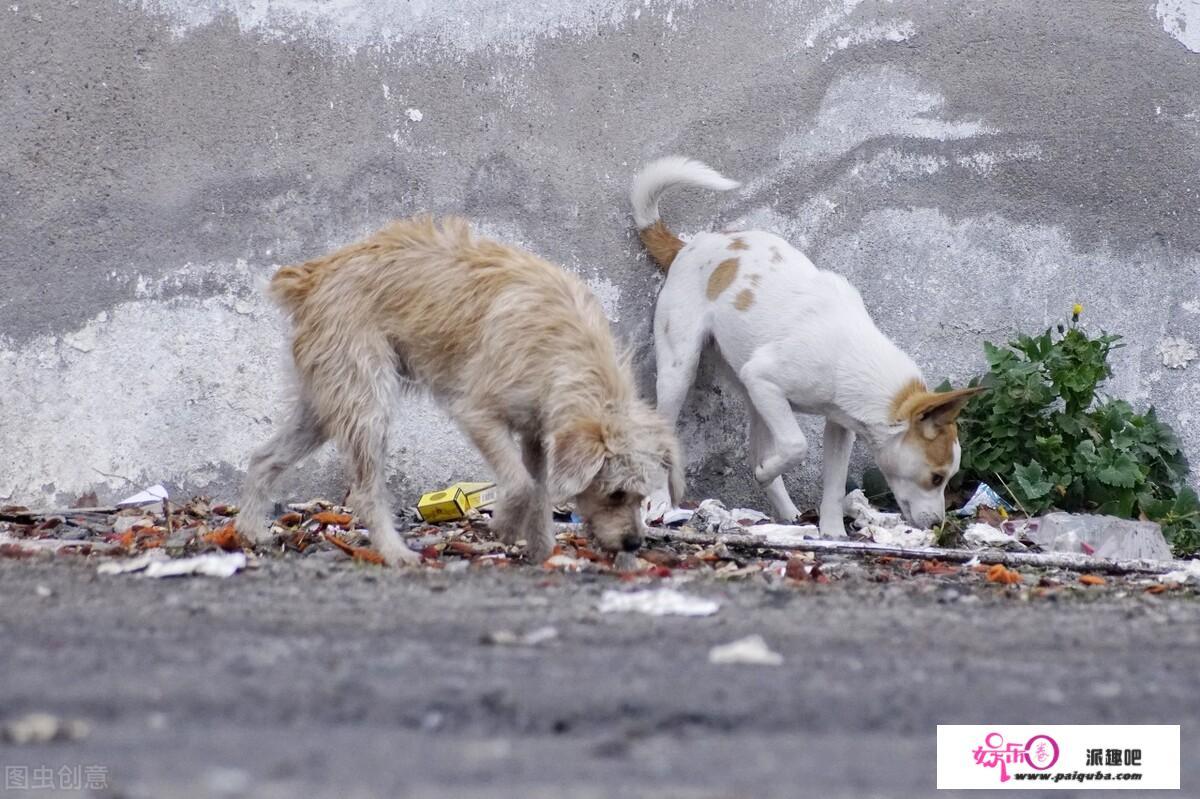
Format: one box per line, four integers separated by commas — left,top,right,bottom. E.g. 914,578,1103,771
2,0,1199,511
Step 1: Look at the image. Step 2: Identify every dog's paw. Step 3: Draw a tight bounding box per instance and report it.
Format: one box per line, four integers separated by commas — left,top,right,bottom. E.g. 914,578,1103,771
818,516,848,540
378,539,421,567
234,518,274,547
521,529,556,564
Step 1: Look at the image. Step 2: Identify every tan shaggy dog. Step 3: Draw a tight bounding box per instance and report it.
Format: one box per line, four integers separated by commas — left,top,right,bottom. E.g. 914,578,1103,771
236,216,684,566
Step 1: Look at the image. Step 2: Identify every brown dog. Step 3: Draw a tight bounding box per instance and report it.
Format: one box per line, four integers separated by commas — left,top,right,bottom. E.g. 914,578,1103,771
236,216,683,565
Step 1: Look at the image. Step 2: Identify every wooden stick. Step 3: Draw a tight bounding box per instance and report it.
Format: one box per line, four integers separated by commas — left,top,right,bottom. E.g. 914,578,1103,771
646,526,1187,576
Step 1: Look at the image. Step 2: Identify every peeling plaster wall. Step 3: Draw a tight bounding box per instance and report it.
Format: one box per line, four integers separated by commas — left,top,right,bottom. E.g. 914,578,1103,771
2,0,1199,510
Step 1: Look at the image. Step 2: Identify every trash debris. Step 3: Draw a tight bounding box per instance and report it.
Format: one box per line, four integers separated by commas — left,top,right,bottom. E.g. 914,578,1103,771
708,634,783,666
1078,574,1106,586
963,522,1025,550
117,484,169,507
747,523,820,546
842,489,936,546
1027,512,1173,562
869,525,936,548
598,588,719,617
955,482,1013,517
2,713,91,745
1157,560,1200,584
660,508,695,526
689,499,743,535
98,551,246,578
323,533,386,565
482,626,558,647
415,482,496,523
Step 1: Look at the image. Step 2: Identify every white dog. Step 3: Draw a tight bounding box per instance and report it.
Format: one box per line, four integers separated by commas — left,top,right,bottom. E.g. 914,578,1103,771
631,156,983,536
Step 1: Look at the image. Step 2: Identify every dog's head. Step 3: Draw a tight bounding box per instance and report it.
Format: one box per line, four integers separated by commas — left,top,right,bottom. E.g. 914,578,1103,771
873,384,985,528
548,402,684,554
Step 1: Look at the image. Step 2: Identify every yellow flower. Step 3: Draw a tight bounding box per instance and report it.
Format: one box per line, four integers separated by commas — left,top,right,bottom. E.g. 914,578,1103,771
1072,303,1083,317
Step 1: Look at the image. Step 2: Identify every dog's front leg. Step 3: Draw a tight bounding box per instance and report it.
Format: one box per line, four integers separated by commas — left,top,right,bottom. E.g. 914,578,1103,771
456,410,553,562
818,419,854,539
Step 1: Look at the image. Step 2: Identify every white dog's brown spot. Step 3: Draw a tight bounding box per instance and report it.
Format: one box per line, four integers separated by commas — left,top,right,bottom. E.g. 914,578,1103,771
728,237,750,251
769,246,784,264
891,382,986,468
734,288,755,311
706,258,739,300
639,221,683,272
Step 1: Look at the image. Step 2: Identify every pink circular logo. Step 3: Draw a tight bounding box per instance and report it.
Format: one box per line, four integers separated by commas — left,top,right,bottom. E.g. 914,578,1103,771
1024,734,1060,770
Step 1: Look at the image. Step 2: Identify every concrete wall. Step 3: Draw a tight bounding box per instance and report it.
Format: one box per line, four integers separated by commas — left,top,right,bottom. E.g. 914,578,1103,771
2,0,1199,511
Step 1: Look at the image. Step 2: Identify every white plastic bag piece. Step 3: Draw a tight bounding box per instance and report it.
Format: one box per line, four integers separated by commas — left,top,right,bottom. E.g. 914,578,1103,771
708,635,783,666
598,588,719,617
117,484,169,506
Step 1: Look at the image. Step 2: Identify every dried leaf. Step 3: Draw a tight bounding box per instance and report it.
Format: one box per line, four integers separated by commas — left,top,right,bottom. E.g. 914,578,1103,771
277,511,303,526
203,524,248,552
920,559,959,576
323,532,386,565
312,511,353,527
1145,583,1167,594
986,564,1022,585
1078,574,1106,586
785,556,809,581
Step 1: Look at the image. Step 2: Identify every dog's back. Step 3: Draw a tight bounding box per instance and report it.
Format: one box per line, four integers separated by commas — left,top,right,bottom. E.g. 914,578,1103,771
271,215,631,415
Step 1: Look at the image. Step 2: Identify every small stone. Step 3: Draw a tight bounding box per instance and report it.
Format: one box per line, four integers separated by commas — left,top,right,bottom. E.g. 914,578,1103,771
35,584,52,598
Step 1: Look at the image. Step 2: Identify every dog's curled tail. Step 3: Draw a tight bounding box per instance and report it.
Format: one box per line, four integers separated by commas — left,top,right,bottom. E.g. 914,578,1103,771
268,261,320,313
630,156,740,271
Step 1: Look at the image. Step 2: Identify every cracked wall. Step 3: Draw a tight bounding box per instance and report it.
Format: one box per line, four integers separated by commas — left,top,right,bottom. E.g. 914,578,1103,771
2,0,1198,510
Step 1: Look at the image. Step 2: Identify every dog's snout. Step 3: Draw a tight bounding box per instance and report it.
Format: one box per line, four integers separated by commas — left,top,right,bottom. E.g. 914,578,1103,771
621,533,643,552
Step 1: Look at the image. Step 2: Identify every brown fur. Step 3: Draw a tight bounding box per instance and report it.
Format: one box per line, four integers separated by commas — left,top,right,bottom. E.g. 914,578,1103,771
728,237,750,251
239,215,684,565
890,382,986,470
639,220,684,271
734,288,755,311
706,257,740,300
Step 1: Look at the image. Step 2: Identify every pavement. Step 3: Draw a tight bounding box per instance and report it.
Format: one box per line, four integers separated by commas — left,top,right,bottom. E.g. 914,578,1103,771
0,551,1196,798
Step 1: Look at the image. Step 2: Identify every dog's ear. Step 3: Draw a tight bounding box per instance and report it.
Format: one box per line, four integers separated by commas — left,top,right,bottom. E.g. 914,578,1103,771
548,418,609,499
910,386,986,433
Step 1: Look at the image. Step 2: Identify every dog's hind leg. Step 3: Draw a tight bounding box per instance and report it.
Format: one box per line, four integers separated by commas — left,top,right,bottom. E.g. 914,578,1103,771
309,346,417,566
236,395,326,544
818,419,853,539
749,408,802,522
643,310,704,519
739,354,809,484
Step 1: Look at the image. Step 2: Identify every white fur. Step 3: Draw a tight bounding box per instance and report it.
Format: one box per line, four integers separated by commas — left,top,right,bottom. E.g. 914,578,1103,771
629,156,741,230
634,156,956,535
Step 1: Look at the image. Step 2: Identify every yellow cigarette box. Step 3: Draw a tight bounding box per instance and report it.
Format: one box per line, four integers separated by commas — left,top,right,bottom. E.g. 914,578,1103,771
416,486,471,523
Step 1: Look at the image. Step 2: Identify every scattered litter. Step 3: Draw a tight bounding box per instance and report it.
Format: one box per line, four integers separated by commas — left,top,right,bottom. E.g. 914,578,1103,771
323,533,386,565
598,588,719,617
1079,573,1106,586
97,551,168,574
955,482,1013,517
689,499,743,535
842,490,936,546
730,507,769,525
660,508,695,526
708,634,783,666
483,626,559,647
2,713,91,745
416,482,496,523
1028,512,1173,561
98,551,246,578
749,523,820,546
117,484,169,506
963,522,1025,550
869,525,936,548
843,489,903,528
1157,560,1200,585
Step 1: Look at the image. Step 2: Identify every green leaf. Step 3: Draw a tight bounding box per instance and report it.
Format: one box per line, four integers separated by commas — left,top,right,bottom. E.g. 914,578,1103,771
1013,461,1053,500
1095,452,1141,489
